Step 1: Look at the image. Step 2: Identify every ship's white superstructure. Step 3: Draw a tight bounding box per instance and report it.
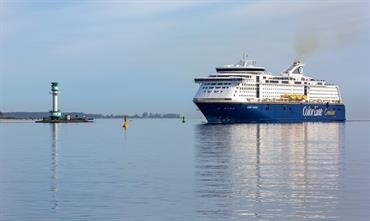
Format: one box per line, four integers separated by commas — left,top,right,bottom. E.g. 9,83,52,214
194,55,342,104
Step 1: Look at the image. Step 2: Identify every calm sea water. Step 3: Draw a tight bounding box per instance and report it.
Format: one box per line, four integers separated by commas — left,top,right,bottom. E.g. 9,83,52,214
0,119,369,220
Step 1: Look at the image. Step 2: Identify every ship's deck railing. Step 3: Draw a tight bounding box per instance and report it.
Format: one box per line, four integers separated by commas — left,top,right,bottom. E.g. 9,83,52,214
258,98,342,104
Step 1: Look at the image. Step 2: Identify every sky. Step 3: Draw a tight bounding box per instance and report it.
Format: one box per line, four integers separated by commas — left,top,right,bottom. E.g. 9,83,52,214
0,0,369,119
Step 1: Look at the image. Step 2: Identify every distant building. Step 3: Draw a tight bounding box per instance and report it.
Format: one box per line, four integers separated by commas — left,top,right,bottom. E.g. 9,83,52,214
162,113,181,118
142,112,149,118
149,113,161,118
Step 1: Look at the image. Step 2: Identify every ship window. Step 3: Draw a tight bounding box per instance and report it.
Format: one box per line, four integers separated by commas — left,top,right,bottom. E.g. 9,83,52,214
295,81,302,84
217,83,223,85
282,81,289,84
211,83,216,85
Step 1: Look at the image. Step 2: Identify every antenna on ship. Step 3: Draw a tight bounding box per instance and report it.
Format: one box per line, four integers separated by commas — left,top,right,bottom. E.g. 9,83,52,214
240,52,248,67
242,52,248,61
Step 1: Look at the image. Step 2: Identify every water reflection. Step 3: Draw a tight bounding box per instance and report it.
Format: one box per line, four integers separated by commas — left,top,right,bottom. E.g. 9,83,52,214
195,123,345,220
50,123,59,211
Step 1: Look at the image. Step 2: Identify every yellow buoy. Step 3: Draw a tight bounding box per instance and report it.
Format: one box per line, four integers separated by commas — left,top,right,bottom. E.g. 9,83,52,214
122,116,129,129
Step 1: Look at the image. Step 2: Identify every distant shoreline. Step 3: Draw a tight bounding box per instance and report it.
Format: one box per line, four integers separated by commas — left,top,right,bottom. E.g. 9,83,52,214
0,118,186,123
0,119,36,123
0,112,182,120
1,118,369,123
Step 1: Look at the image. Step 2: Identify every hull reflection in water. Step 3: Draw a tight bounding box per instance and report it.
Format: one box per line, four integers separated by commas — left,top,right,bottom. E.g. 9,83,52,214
195,123,344,220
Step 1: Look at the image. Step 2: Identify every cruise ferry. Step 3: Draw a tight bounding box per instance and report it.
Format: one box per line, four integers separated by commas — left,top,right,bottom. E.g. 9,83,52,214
193,55,345,123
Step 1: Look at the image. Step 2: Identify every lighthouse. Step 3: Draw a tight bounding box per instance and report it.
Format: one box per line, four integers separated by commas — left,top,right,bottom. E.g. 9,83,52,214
49,82,61,120
36,82,93,123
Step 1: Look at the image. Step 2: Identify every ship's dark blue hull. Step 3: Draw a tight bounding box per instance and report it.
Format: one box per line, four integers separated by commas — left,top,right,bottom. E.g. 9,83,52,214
194,102,346,124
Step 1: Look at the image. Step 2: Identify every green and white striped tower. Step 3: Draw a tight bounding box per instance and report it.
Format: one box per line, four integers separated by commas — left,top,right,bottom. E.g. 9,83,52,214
50,82,61,120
